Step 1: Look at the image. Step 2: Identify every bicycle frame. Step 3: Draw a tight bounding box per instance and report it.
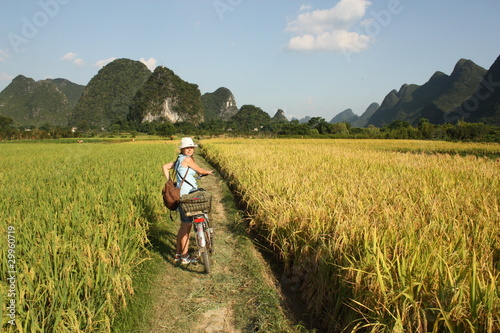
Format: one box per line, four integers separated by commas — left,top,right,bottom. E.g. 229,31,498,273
184,173,214,273
191,212,214,273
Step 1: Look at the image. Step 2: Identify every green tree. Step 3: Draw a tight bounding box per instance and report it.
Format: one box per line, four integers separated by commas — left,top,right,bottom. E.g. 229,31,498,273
418,118,435,139
0,115,14,129
450,121,491,141
331,122,349,135
174,121,197,135
230,105,271,132
109,124,121,134
157,122,176,137
199,119,227,134
39,123,52,132
385,120,410,131
307,117,331,134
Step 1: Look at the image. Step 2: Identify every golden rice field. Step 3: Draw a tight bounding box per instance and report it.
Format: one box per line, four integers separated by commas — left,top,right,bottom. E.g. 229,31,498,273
0,141,177,332
202,138,500,333
1,138,499,332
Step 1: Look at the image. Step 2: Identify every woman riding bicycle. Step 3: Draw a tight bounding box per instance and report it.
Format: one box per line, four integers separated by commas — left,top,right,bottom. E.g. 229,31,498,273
162,137,213,264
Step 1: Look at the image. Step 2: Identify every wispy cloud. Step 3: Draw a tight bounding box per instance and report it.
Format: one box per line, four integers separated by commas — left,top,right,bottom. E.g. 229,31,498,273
299,4,312,12
95,57,117,68
0,49,10,62
301,97,317,111
73,58,85,66
61,52,84,66
61,52,77,61
0,72,14,82
140,57,157,71
285,0,374,53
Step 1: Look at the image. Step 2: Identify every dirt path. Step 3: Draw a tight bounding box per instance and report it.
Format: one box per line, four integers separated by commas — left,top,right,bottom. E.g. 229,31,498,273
142,156,307,332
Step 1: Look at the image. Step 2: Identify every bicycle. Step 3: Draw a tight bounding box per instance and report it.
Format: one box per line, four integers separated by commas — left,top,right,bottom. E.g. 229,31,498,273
180,174,215,273
188,210,214,273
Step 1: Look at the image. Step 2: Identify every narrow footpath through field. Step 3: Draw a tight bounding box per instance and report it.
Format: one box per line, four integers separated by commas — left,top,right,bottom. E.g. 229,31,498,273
135,155,313,333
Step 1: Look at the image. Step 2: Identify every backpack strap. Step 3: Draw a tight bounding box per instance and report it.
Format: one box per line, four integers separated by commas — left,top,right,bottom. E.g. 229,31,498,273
183,177,195,189
167,157,190,220
174,156,194,189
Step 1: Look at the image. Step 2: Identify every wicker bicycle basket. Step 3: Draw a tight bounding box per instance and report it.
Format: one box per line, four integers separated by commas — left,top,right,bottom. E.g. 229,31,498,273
179,190,212,215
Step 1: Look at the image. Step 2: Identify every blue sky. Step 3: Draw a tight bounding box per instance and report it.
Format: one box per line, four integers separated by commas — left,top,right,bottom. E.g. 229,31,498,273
1,0,499,121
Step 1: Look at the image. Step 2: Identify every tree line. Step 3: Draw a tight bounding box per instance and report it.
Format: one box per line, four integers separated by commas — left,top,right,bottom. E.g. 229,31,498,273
0,113,498,143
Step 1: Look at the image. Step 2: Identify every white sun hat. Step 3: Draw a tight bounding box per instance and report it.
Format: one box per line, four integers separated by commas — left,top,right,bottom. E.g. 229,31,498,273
179,137,198,149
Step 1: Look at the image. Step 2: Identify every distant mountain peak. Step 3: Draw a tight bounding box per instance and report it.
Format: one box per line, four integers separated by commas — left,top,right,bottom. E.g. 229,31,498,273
330,108,358,124
0,75,84,127
368,58,487,126
201,87,238,121
429,71,446,81
456,54,500,125
12,74,34,83
272,109,288,122
72,58,151,128
128,65,204,125
351,102,380,127
453,58,473,72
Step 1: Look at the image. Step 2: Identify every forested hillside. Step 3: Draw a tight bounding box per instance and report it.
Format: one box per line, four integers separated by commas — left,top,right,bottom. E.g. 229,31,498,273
0,75,84,127
368,59,487,126
71,59,151,129
201,87,238,121
127,66,204,126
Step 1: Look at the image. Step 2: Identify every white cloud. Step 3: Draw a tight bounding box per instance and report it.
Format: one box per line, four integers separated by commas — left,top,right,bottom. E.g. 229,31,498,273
288,30,373,53
74,58,85,66
0,49,10,62
61,52,77,61
61,52,85,66
95,57,117,68
140,57,157,71
287,0,371,33
285,0,374,53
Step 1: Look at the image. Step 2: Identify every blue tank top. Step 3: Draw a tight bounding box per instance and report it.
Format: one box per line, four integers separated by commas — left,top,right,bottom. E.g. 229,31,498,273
175,154,198,196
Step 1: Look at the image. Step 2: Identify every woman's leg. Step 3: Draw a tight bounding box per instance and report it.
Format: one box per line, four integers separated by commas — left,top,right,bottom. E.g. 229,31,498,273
176,222,192,255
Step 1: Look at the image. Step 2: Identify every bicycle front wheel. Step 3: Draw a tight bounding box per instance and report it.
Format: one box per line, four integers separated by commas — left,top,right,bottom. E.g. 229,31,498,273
202,224,213,273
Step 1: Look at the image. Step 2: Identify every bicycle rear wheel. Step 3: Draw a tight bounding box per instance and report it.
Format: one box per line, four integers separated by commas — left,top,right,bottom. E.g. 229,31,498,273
201,249,210,273
205,218,214,253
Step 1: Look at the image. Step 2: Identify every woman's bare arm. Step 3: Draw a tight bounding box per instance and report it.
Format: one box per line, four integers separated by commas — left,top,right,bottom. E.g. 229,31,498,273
162,162,174,180
181,157,213,175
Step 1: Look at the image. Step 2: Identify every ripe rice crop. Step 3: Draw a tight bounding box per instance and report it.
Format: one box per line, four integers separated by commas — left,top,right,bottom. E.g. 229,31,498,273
0,141,174,332
202,138,500,332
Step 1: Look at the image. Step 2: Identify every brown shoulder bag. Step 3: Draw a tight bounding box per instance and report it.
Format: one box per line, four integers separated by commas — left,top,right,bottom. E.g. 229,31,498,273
162,159,189,211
